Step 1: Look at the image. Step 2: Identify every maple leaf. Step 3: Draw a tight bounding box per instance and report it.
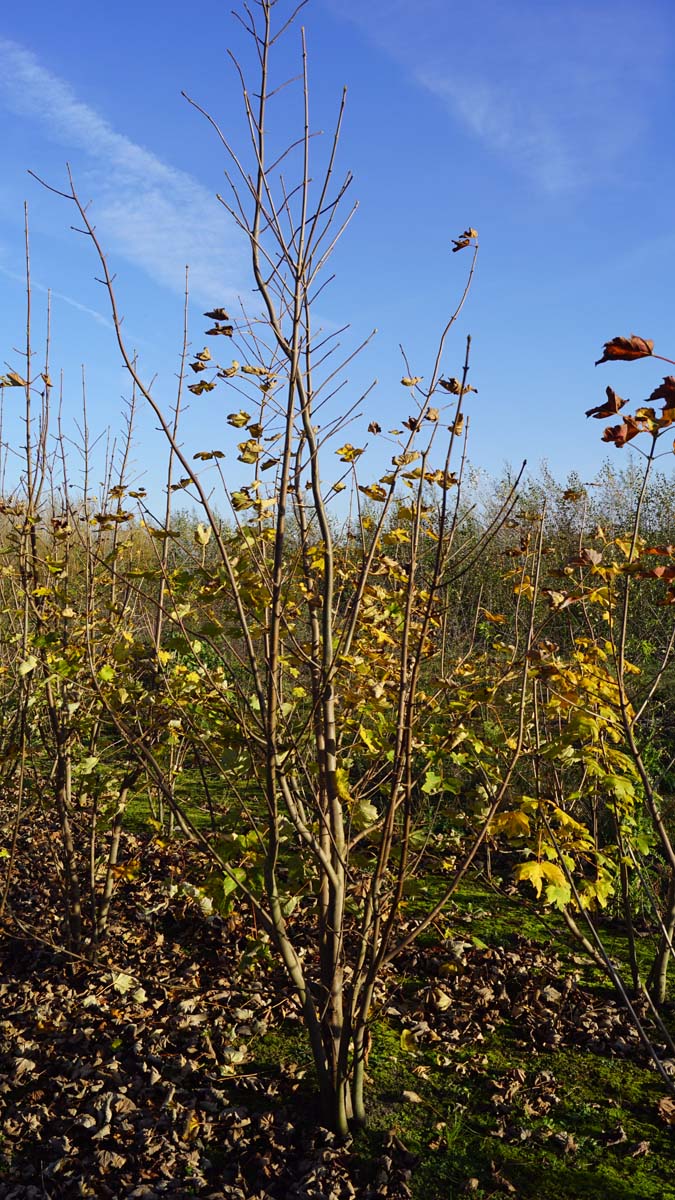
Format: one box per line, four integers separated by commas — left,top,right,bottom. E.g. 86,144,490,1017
595,334,653,366
585,386,627,419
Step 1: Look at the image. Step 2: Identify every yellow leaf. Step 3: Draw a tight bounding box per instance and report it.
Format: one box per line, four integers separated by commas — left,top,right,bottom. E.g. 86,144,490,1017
515,860,545,898
237,440,264,464
358,724,378,753
359,483,387,502
188,380,216,395
194,523,211,546
540,862,567,889
481,609,505,625
491,810,530,838
227,410,251,428
336,443,364,463
230,489,252,508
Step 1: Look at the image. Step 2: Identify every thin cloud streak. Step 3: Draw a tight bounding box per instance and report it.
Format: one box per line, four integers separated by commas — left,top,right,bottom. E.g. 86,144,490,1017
0,263,112,328
328,0,668,193
0,38,245,302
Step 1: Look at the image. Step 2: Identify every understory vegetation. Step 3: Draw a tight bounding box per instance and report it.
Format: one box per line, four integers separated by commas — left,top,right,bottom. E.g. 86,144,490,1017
1,1,675,1194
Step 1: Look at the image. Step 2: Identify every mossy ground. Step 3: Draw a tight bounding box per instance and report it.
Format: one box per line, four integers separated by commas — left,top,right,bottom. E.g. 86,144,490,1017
116,803,675,1197
239,875,675,1198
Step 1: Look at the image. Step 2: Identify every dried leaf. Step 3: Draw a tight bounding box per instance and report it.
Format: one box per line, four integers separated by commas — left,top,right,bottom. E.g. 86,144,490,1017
595,334,653,366
585,386,627,419
228,411,252,428
206,323,234,336
602,416,645,447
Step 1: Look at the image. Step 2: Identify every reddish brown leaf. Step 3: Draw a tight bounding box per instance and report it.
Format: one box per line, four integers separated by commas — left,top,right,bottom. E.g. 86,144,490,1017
647,375,675,404
601,416,645,447
640,565,675,581
595,335,654,366
585,386,628,419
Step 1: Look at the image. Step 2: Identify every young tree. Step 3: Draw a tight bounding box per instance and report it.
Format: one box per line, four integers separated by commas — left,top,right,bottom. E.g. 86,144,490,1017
35,0,529,1134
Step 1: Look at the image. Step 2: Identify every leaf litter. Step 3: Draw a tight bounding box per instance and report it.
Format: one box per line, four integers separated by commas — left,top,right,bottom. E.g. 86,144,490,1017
0,824,673,1197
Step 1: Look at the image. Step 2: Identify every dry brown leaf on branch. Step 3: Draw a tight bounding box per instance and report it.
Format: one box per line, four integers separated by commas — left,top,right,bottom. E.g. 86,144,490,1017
585,386,628,419
601,416,645,447
595,334,654,365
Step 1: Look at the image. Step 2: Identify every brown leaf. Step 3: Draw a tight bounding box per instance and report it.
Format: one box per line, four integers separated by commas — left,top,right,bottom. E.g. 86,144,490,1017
206,323,234,337
203,308,230,320
452,229,477,252
647,375,675,405
600,1124,628,1146
585,386,628,419
490,1160,516,1193
658,1095,675,1126
601,416,645,447
595,334,654,365
439,377,462,394
368,421,382,434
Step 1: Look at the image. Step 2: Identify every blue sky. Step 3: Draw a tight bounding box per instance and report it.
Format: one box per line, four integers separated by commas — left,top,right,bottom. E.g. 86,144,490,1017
1,0,674,511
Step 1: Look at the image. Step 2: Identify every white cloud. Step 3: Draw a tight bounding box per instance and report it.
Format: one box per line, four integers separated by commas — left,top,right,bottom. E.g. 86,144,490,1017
327,0,669,193
0,261,112,328
0,38,246,302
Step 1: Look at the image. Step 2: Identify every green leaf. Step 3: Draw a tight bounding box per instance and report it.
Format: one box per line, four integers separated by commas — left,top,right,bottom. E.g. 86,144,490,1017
99,664,115,683
421,769,442,795
221,867,247,899
351,798,378,831
545,881,572,910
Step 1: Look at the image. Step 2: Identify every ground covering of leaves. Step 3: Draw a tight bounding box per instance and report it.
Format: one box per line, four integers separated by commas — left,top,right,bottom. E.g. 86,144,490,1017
1,828,674,1199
